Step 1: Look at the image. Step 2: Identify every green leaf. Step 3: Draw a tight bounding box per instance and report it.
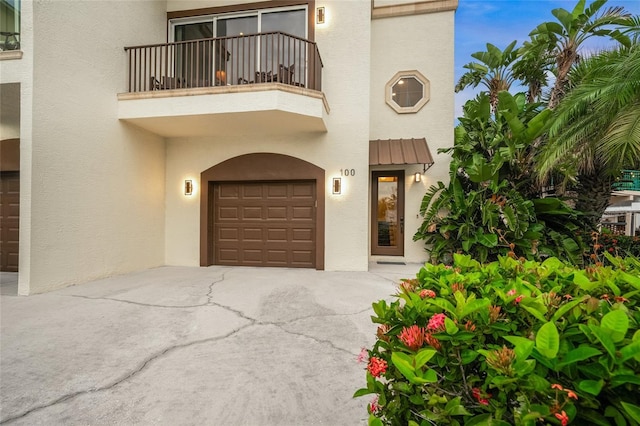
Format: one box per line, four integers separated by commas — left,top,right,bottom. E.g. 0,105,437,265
620,402,640,423
459,298,491,320
445,317,459,335
461,349,479,365
589,325,617,360
620,339,640,362
477,232,498,248
557,346,602,368
535,322,559,359
601,310,629,343
520,303,547,322
578,379,604,396
573,270,598,291
391,352,416,382
620,271,640,289
415,349,437,369
368,414,384,426
353,388,374,398
503,335,534,361
445,397,472,416
551,297,585,322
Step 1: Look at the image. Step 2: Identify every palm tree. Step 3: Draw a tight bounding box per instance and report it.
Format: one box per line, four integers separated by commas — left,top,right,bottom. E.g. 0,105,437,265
455,41,519,110
528,0,633,108
537,44,640,227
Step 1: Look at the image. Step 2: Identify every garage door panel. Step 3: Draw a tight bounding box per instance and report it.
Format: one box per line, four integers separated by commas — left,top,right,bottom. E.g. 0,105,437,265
218,206,239,220
242,185,263,198
242,228,263,241
266,207,287,220
292,206,313,220
267,228,287,241
266,184,288,198
292,250,313,265
242,207,262,219
213,181,315,268
219,184,240,199
292,183,314,197
292,228,313,242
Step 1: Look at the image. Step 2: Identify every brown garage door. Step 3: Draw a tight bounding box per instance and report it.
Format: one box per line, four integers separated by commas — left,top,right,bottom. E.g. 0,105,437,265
213,181,316,268
1,172,19,272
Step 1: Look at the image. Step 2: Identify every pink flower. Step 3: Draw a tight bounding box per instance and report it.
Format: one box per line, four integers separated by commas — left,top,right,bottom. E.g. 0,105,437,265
420,289,436,299
367,357,388,377
399,325,426,351
555,410,569,426
563,294,573,300
368,395,380,414
551,383,563,390
357,347,368,364
427,313,446,332
424,332,441,350
565,389,578,400
506,289,517,296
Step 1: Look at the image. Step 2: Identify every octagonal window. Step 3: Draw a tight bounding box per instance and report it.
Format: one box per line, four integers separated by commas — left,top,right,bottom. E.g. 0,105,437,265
385,70,430,114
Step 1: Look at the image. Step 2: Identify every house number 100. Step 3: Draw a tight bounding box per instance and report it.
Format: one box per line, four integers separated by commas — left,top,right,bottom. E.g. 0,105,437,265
340,169,356,176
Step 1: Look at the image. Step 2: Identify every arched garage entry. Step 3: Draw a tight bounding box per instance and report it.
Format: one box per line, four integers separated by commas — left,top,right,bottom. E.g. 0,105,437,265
200,153,325,269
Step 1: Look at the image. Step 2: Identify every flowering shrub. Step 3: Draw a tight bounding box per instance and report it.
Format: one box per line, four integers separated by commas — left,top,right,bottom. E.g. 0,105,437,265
588,232,640,261
355,254,640,425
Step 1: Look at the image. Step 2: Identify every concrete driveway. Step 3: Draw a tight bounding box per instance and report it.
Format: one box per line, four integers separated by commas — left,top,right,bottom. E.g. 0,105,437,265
0,263,421,425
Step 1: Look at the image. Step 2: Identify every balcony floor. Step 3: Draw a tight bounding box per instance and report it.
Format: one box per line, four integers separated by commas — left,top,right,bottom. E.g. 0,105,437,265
117,83,328,138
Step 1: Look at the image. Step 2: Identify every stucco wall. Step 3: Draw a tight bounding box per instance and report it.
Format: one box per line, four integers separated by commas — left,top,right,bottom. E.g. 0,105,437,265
26,1,168,293
370,10,455,263
164,0,372,271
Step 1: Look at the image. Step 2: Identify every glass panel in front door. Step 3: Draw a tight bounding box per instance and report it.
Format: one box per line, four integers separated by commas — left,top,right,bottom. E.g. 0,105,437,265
373,172,404,256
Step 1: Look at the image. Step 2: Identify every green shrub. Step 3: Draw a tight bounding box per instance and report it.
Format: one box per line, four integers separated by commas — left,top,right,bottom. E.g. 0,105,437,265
355,254,640,425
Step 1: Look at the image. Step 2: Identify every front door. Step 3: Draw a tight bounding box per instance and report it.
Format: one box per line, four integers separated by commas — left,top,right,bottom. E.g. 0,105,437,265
371,171,404,256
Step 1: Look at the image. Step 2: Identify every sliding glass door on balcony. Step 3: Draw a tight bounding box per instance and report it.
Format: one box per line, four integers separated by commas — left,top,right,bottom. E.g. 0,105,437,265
169,6,307,87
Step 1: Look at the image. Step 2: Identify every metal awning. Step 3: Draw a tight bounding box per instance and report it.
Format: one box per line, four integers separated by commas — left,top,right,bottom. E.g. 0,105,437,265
369,138,434,171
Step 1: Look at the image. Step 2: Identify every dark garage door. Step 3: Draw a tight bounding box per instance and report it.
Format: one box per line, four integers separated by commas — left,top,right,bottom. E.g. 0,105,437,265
213,181,316,268
0,172,19,272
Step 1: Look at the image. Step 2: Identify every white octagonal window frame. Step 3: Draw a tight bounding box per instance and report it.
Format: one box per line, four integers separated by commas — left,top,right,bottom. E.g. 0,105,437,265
385,70,430,114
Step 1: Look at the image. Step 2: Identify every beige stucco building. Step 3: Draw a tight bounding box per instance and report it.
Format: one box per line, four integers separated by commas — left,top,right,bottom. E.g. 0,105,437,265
0,0,457,294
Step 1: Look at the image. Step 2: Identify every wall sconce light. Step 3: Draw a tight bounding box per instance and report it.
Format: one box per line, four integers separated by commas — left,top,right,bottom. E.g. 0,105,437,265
184,180,193,196
316,6,325,24
414,172,422,183
332,177,341,194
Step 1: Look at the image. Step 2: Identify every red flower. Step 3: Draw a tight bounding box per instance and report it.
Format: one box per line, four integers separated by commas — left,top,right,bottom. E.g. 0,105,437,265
367,357,388,377
399,325,426,351
565,389,578,400
551,383,563,390
471,387,492,406
427,313,446,332
420,289,436,299
555,410,569,426
514,295,524,304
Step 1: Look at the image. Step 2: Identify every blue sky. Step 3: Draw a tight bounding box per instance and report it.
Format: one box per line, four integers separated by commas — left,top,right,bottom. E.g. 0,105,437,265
454,0,640,118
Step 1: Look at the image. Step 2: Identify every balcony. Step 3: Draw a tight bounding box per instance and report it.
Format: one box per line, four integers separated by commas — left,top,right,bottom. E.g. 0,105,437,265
117,32,327,137
612,170,640,193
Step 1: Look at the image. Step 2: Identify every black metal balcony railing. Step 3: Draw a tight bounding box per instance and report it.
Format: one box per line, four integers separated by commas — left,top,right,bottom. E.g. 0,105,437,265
612,170,640,192
124,32,323,93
